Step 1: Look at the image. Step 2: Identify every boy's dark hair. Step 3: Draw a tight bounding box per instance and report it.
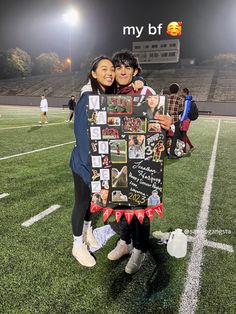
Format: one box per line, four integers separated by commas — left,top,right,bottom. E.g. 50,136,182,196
183,88,189,95
112,50,142,75
169,83,179,94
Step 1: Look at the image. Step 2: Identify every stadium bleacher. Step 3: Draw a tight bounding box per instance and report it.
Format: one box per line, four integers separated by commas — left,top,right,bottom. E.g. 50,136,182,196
0,66,235,103
143,67,215,102
212,69,236,102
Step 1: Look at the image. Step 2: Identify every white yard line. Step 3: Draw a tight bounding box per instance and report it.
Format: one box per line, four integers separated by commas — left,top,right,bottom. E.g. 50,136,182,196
179,120,221,314
21,205,61,227
0,141,75,161
187,236,234,253
0,122,66,130
0,193,9,199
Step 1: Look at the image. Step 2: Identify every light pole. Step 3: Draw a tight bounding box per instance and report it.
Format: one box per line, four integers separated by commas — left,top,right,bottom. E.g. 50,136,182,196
62,9,79,72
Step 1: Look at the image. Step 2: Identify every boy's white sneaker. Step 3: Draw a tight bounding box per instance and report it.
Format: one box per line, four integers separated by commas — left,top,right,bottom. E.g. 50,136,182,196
72,242,96,267
83,227,99,249
107,239,133,261
125,248,145,274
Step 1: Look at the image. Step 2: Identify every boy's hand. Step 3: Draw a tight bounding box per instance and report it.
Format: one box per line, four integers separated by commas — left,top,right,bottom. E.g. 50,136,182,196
132,80,144,91
154,112,173,130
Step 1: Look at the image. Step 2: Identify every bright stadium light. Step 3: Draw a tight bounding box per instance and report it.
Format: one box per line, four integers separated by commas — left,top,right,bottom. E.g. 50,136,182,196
62,8,79,72
62,9,79,27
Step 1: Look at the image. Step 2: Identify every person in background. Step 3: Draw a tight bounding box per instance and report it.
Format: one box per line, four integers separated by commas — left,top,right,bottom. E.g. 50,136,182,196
39,95,48,124
180,88,194,154
70,56,116,267
66,95,76,122
167,83,183,159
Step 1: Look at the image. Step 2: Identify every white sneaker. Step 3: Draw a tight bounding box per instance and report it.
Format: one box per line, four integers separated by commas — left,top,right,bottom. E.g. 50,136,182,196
44,121,48,124
107,239,133,261
38,121,42,124
72,242,96,267
83,227,99,249
125,248,145,274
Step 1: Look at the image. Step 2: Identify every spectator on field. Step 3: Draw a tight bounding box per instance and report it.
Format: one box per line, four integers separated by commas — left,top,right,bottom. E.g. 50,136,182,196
66,95,76,122
180,88,194,154
39,95,48,124
167,83,183,159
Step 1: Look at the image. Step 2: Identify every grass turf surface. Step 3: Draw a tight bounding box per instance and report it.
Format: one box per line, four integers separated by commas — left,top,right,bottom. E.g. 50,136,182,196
0,106,235,313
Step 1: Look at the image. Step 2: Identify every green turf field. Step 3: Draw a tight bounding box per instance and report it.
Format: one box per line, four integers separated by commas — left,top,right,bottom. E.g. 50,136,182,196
0,106,235,314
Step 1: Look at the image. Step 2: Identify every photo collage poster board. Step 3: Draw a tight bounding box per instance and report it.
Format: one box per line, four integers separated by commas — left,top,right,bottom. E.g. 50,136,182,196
88,94,167,223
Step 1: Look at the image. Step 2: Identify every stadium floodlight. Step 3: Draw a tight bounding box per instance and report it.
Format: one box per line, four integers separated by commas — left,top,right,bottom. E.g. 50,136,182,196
62,9,79,27
62,8,79,72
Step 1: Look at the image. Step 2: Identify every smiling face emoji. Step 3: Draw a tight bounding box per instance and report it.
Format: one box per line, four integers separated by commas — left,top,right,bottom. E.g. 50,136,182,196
167,21,182,36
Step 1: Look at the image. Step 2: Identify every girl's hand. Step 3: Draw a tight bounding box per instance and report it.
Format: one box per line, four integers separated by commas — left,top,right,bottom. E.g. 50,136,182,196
132,80,144,91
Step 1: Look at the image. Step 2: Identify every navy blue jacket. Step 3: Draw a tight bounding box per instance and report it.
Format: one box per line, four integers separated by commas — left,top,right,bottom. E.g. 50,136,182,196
70,92,92,185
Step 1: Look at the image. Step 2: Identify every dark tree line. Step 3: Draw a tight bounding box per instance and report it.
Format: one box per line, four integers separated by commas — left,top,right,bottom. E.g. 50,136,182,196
0,47,67,79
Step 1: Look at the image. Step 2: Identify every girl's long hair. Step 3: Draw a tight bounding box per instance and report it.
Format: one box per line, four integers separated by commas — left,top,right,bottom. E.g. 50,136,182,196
87,56,116,94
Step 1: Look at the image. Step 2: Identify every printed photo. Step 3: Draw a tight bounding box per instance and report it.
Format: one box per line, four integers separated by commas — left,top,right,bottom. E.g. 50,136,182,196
92,189,109,206
112,190,128,202
110,140,127,163
107,95,132,115
112,166,128,188
141,95,166,119
148,120,162,133
147,190,161,206
122,117,146,133
102,128,120,139
152,140,165,162
89,111,98,124
128,135,145,159
108,117,121,126
145,95,160,119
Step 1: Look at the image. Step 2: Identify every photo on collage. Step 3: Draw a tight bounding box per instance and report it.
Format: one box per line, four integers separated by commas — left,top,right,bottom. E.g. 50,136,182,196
122,117,147,133
112,166,128,188
128,135,145,159
107,95,132,114
110,140,127,163
148,120,162,133
112,190,128,202
102,127,120,139
107,117,121,126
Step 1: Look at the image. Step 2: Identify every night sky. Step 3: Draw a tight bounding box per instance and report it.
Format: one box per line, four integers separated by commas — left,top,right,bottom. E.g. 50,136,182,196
0,0,236,62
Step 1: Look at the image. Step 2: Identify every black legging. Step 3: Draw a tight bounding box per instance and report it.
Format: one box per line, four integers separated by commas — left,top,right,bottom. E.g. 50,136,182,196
69,111,74,121
71,171,91,236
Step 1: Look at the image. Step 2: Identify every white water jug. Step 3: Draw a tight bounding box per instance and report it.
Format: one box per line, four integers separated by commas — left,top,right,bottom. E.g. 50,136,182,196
167,228,187,258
